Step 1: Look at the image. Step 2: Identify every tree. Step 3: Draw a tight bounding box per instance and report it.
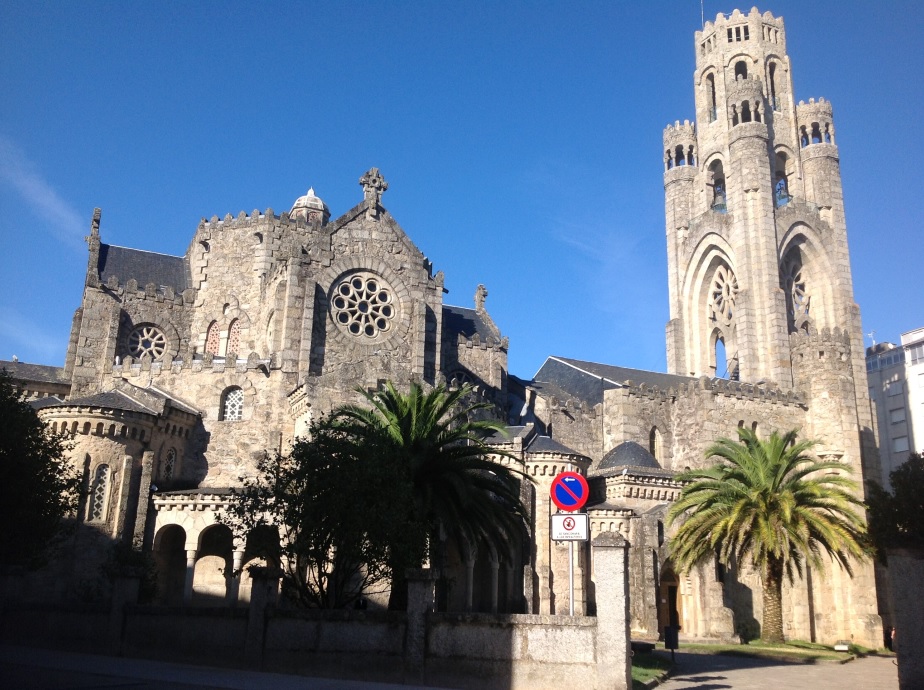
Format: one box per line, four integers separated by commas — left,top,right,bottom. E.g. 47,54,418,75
666,428,870,643
0,371,80,568
867,452,924,562
333,381,530,609
222,413,414,608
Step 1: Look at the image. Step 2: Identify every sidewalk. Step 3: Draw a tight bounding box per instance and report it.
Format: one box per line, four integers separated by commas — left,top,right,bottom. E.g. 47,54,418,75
658,650,898,690
0,645,442,690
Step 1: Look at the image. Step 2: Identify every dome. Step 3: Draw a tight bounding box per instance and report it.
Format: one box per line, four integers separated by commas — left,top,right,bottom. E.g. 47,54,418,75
290,187,329,222
598,441,660,470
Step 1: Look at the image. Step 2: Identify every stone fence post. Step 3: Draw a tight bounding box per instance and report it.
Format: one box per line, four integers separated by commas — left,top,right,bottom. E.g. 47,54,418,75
244,566,282,667
887,548,924,690
108,574,140,654
593,531,631,690
405,568,437,682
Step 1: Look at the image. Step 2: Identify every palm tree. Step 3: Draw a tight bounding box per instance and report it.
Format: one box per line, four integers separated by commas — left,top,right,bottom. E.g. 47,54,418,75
333,381,530,609
666,428,870,643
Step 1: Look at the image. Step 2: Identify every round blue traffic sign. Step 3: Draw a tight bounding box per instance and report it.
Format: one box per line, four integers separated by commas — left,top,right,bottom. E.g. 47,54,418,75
550,471,589,511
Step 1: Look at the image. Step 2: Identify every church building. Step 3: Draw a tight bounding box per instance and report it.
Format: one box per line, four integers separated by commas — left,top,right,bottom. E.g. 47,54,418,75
3,8,883,648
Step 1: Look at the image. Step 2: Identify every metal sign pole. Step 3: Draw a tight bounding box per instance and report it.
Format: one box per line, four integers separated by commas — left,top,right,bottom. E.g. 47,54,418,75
569,537,574,616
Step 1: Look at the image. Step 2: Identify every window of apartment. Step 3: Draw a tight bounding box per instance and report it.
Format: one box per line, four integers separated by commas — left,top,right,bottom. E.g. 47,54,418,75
890,408,906,424
887,381,904,397
892,436,910,454
910,343,924,365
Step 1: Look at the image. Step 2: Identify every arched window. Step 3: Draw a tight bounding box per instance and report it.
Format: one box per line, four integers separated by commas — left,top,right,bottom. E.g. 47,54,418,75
734,61,747,80
715,336,728,378
205,321,220,355
811,123,823,144
705,73,717,122
741,100,752,123
220,387,244,421
162,448,176,482
88,464,110,522
769,62,780,110
649,427,663,461
709,160,727,212
226,319,241,357
774,152,790,206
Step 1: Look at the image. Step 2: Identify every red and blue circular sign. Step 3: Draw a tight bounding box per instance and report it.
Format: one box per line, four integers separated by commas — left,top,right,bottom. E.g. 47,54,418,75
550,471,589,511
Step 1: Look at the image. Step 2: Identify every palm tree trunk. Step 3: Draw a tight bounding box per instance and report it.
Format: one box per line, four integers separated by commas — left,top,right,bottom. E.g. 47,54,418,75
762,557,785,643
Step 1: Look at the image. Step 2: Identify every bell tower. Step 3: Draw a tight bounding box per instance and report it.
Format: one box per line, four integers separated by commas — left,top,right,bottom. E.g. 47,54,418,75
664,8,863,393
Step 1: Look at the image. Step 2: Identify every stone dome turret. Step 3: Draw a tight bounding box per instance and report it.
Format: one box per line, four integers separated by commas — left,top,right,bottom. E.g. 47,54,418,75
599,441,660,470
290,187,330,224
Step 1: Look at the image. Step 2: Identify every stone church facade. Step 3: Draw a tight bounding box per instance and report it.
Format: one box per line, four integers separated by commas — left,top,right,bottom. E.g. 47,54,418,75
4,8,883,648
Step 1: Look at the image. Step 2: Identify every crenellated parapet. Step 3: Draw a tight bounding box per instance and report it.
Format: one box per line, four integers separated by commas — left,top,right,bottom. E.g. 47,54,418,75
796,98,836,147
456,331,509,353
544,394,601,421
663,120,697,172
153,489,235,513
697,9,786,64
111,352,275,379
789,326,852,375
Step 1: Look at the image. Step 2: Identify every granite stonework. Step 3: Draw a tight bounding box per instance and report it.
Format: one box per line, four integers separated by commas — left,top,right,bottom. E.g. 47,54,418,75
1,7,884,657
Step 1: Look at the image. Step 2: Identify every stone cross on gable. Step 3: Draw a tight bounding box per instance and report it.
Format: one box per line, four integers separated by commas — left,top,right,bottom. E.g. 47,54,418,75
360,168,388,218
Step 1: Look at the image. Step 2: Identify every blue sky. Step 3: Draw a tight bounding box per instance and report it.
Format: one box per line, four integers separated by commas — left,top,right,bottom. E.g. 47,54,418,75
1,1,921,379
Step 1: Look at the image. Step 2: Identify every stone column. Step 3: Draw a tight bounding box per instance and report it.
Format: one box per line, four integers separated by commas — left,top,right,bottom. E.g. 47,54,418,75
227,549,245,606
593,531,631,690
887,548,924,690
464,557,475,612
489,559,500,613
131,450,155,549
108,574,140,654
244,566,282,667
405,568,437,683
183,549,197,604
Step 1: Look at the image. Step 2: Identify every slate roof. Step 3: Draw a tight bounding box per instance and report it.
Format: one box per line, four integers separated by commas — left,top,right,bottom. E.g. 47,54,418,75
29,396,66,410
0,360,69,384
442,305,496,341
599,441,660,470
54,390,159,415
530,356,695,406
525,435,583,456
98,244,189,291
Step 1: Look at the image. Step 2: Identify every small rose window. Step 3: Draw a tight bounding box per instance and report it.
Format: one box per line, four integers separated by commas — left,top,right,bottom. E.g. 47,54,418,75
331,272,396,339
127,324,167,359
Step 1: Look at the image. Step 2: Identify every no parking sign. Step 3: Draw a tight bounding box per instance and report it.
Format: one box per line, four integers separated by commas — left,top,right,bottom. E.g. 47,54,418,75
550,471,589,511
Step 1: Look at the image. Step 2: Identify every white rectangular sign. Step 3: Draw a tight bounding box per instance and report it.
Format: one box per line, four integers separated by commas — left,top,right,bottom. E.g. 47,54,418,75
551,512,589,541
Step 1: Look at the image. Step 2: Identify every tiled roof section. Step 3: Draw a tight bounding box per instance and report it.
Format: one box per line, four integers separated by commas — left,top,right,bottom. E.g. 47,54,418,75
0,361,69,384
98,244,189,291
484,425,528,444
531,356,695,405
525,435,583,456
442,305,495,341
599,441,661,470
29,396,65,410
54,390,159,415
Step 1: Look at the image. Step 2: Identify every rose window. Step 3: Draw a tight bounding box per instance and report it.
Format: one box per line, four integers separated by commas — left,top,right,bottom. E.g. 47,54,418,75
782,256,810,323
331,273,396,339
710,265,738,322
127,324,167,359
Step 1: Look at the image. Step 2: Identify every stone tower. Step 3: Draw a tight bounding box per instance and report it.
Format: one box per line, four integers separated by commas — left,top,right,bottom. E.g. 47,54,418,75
665,7,858,387
663,7,882,647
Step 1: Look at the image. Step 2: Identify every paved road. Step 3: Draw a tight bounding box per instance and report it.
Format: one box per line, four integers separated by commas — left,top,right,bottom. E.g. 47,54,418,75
0,645,440,690
658,651,898,690
0,644,901,690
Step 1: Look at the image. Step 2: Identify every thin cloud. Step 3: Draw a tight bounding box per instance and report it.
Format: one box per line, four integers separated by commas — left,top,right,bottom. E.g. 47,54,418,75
0,307,64,363
0,135,85,251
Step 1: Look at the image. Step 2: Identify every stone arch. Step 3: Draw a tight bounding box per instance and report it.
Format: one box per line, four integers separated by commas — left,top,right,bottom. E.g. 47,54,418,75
703,156,727,212
219,386,245,422
649,426,663,462
205,320,220,355
682,237,739,378
778,223,838,333
194,523,234,605
153,524,187,605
